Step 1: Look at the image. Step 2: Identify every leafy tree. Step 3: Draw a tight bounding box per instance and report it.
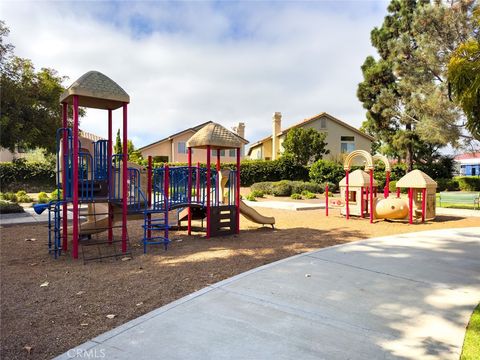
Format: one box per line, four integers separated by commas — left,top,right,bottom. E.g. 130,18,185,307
0,21,78,153
448,6,480,140
357,0,473,170
114,129,122,154
113,130,143,163
282,128,329,166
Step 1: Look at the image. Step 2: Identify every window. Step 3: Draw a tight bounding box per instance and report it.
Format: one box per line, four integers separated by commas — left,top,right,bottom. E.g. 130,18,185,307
177,142,187,154
473,167,477,176
348,191,356,202
211,149,225,156
319,118,327,129
229,149,236,157
340,136,355,153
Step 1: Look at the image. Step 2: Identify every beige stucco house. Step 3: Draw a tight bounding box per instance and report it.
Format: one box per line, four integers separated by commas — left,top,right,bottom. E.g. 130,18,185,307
139,121,248,163
247,112,373,162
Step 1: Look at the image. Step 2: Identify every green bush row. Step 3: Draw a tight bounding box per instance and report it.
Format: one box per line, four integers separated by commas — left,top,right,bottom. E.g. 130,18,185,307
454,176,480,191
0,159,56,192
0,190,33,203
251,180,326,197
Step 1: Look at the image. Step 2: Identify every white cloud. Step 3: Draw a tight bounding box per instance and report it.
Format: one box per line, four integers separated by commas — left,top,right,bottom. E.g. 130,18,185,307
1,0,388,149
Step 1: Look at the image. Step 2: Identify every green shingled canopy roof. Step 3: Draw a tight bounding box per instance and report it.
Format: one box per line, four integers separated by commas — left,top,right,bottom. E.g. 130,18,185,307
59,71,129,110
186,122,247,150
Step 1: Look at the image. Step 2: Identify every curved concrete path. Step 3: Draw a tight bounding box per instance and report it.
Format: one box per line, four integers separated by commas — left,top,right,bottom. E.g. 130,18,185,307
57,227,480,360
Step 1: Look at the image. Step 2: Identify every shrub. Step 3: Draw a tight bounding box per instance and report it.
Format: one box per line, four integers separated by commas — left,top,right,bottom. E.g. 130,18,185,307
245,193,257,201
2,192,18,203
0,200,25,214
290,181,322,195
389,180,397,193
302,191,317,199
309,160,344,185
50,188,63,200
0,160,56,192
251,180,323,197
38,192,50,204
250,190,265,198
455,176,480,191
15,190,33,202
251,182,274,195
290,193,303,200
436,178,460,192
272,181,292,197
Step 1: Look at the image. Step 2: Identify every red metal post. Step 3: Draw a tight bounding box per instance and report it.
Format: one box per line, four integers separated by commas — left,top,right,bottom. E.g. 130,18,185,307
369,169,374,223
108,109,113,244
384,171,390,198
72,96,79,259
121,103,128,253
164,165,169,241
236,148,241,234
396,187,401,198
61,103,68,251
206,146,211,238
408,188,413,224
216,149,221,206
196,161,200,203
345,169,350,220
421,188,426,223
325,184,329,217
147,156,152,239
360,186,364,218
187,148,192,235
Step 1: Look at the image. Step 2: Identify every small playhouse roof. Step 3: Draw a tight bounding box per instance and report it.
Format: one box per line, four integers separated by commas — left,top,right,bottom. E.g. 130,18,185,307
339,169,378,187
59,71,130,110
186,122,248,149
396,169,437,189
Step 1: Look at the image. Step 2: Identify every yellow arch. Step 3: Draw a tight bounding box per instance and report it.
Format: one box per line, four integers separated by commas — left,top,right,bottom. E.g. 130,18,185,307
372,154,391,172
343,150,374,171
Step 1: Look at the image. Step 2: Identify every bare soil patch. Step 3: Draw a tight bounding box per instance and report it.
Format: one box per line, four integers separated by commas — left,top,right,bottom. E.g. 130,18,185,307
1,207,478,359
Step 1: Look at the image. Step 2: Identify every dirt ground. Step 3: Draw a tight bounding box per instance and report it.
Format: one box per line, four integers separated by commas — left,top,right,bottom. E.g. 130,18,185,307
1,204,479,359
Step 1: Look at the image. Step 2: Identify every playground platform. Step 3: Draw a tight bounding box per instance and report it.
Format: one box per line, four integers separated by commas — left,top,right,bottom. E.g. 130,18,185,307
56,227,480,360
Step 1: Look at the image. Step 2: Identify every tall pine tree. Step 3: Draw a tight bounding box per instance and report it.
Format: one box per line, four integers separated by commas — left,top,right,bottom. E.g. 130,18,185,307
357,0,473,170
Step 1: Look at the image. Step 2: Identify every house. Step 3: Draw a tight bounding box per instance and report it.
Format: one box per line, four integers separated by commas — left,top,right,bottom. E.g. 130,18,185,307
455,152,480,176
247,112,374,162
138,121,248,163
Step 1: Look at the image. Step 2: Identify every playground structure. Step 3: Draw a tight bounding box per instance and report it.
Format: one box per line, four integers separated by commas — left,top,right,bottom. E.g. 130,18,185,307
35,71,274,261
327,150,436,223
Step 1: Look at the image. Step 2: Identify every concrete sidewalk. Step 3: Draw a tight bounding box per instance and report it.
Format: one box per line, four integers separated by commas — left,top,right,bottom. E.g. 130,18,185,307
57,227,480,360
0,207,79,225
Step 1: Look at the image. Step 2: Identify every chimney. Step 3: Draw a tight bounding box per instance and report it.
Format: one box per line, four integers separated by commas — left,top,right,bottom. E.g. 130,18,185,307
233,122,246,157
272,112,281,160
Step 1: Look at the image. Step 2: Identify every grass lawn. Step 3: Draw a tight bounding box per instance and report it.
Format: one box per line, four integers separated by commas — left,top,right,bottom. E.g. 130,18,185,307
461,303,480,360
435,193,479,210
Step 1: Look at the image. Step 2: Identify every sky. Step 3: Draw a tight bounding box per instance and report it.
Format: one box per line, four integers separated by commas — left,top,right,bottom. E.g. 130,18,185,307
1,0,390,149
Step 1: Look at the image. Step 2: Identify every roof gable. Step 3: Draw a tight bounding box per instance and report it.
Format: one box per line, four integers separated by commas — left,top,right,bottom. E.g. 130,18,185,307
396,170,437,189
187,122,248,149
60,71,129,110
247,112,374,155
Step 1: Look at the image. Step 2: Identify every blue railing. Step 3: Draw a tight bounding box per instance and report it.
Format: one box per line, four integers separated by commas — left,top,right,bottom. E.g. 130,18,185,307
78,152,94,201
56,128,73,199
94,140,109,180
127,167,147,212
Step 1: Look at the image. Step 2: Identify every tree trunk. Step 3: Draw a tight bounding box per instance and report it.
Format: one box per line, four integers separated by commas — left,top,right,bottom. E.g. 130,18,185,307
405,123,414,172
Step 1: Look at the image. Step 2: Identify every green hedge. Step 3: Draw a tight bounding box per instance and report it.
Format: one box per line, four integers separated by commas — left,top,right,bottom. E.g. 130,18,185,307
454,176,480,191
0,160,56,192
251,180,323,197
